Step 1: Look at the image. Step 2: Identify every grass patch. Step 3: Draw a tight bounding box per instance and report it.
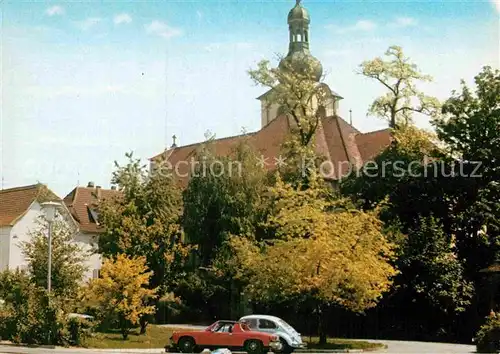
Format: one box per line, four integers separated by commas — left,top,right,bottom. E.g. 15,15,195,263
83,325,383,351
304,337,385,351
83,325,180,349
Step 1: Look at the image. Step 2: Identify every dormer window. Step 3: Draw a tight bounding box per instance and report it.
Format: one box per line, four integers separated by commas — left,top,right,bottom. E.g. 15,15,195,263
87,206,100,225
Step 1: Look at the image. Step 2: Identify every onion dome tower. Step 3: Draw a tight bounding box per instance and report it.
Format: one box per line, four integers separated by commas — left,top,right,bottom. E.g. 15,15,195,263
278,0,323,82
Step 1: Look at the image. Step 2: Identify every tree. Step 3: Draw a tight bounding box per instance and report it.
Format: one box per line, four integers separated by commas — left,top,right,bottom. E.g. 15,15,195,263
249,58,330,185
249,58,329,148
183,138,267,266
433,66,500,274
338,66,499,341
21,217,88,298
84,254,157,339
340,122,438,211
359,45,440,129
181,138,268,319
229,176,397,344
0,269,86,346
98,152,191,328
396,217,473,323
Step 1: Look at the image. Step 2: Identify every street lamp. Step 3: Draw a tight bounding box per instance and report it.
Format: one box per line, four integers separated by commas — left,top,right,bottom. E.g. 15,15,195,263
41,201,60,294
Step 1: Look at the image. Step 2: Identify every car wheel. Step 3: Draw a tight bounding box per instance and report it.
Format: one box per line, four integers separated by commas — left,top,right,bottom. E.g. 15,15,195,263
279,339,293,354
245,339,263,354
178,337,196,353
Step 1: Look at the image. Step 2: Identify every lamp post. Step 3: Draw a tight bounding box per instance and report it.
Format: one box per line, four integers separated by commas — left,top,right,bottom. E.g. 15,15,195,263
41,201,60,293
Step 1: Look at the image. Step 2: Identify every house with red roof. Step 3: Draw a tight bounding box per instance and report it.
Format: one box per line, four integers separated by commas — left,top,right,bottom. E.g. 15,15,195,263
0,184,78,273
63,181,120,279
0,182,118,281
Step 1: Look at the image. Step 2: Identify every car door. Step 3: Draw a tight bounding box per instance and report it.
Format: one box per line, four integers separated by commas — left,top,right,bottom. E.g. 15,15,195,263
206,323,234,347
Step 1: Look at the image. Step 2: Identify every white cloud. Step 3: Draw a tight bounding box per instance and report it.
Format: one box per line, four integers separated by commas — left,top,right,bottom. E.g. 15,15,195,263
114,13,132,25
46,5,64,16
389,17,418,28
327,20,377,34
492,0,500,12
75,17,102,31
145,20,182,39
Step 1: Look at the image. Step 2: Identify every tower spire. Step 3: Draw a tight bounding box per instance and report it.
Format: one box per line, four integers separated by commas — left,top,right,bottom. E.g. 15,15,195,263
279,0,323,82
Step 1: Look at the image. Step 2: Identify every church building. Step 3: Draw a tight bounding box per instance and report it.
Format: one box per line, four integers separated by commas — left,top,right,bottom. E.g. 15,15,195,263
150,0,391,182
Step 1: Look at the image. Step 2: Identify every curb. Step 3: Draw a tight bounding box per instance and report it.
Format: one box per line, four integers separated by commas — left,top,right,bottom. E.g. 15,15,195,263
0,344,164,353
0,343,56,349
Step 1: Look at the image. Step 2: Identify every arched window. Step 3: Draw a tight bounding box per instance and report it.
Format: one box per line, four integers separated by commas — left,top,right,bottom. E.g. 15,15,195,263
297,33,302,42
304,31,309,42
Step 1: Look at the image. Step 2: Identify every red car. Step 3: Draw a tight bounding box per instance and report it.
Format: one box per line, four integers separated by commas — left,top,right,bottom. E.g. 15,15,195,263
168,320,283,354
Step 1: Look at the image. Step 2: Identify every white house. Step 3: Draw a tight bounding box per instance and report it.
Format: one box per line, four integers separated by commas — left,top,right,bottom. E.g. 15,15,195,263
0,183,104,281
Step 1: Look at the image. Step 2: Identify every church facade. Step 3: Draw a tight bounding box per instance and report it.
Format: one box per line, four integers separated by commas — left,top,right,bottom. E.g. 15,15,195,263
150,1,391,183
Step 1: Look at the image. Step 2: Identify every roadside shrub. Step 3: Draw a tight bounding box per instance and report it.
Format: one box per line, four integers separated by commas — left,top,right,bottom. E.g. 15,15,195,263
0,269,93,346
475,313,500,353
67,317,95,346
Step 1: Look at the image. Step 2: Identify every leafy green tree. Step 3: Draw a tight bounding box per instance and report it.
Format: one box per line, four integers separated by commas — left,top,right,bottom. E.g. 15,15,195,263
340,66,499,341
434,66,500,272
21,217,88,298
398,217,473,315
359,45,441,129
83,254,158,339
183,138,267,266
181,138,268,319
98,152,191,328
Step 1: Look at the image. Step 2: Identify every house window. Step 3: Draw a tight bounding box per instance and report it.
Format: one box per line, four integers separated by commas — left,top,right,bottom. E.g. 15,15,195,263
88,206,100,225
92,269,101,279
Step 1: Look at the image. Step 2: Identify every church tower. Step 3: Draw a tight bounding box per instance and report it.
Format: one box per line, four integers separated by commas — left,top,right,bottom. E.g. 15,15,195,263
258,0,343,128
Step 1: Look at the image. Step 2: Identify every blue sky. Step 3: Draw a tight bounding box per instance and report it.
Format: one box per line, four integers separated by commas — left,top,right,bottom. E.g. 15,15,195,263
2,0,499,196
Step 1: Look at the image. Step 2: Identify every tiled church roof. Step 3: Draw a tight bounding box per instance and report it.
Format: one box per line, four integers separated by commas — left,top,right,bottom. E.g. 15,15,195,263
150,114,392,185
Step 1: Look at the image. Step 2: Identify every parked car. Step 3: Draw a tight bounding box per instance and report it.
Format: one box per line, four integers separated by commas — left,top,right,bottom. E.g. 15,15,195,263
239,315,305,353
168,320,282,354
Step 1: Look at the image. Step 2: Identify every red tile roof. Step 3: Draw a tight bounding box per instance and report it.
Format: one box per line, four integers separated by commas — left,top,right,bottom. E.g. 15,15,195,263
150,115,392,184
63,186,120,234
0,184,60,227
356,128,393,161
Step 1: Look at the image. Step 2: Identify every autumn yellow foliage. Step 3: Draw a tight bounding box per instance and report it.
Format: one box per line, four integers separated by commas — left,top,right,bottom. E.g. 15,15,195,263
230,177,397,313
84,254,158,339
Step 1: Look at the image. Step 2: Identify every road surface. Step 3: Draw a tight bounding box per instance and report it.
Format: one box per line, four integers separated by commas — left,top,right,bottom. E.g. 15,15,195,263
0,340,477,354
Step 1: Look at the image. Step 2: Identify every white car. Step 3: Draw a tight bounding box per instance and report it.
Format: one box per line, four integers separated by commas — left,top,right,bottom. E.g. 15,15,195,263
239,315,305,353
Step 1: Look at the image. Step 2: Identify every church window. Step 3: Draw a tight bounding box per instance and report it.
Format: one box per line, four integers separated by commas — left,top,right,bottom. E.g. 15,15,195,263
305,31,308,42
297,33,302,42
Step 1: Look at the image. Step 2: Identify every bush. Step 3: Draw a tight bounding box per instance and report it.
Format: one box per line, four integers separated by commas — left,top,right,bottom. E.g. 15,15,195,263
475,313,500,353
0,269,94,346
67,317,95,346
